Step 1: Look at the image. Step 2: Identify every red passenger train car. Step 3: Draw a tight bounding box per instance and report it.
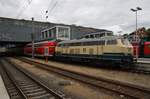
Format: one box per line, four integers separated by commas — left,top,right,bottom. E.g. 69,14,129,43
132,41,150,58
144,42,150,57
24,40,57,57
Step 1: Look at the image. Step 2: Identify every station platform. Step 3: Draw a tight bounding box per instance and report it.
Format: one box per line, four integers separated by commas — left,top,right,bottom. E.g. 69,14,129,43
0,75,10,99
137,58,150,64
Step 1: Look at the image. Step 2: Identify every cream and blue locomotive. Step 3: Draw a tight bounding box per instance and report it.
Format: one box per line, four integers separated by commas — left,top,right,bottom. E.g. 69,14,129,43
55,36,134,64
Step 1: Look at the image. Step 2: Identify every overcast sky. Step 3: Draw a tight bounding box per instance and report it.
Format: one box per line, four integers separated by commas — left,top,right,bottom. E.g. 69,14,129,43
0,0,150,34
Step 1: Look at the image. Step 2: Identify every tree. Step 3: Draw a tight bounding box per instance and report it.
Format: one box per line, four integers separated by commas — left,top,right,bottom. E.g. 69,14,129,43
146,28,150,41
147,28,150,36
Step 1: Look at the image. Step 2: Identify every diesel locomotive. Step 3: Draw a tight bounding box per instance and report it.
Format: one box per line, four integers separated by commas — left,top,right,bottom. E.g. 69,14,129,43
56,36,134,64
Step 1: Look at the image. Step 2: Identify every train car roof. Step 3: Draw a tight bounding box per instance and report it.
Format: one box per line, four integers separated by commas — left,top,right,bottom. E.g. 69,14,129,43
145,42,150,45
27,39,56,45
58,36,122,44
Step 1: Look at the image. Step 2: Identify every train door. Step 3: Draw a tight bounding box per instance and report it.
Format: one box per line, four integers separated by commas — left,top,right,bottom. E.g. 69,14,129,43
139,42,144,57
44,47,49,56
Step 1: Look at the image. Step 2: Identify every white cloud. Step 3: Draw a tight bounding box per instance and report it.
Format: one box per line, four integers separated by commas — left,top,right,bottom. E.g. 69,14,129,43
0,0,150,33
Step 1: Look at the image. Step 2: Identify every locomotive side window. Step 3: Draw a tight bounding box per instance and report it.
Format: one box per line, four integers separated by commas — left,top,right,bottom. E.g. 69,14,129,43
83,48,86,53
75,49,80,54
77,49,80,54
75,42,81,46
82,41,98,46
98,40,105,45
89,48,94,54
70,49,74,54
107,40,117,45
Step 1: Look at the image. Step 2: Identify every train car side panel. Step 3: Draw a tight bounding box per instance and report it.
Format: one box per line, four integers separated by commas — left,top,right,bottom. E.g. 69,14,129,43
144,42,150,57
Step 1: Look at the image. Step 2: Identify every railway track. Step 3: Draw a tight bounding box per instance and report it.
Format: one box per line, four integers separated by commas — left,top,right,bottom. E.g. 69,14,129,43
17,57,150,99
0,62,22,99
120,63,150,74
54,58,150,74
0,58,67,99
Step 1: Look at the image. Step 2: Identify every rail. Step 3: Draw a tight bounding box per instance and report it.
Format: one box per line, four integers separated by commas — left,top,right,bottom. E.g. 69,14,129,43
17,57,150,99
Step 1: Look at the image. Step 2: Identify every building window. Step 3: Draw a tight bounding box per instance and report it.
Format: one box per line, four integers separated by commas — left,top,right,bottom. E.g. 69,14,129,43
49,30,51,37
57,26,70,40
42,32,44,39
45,31,48,38
41,26,69,40
51,27,56,38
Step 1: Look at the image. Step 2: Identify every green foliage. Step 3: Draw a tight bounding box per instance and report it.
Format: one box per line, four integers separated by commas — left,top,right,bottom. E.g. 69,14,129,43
146,28,150,41
140,28,150,42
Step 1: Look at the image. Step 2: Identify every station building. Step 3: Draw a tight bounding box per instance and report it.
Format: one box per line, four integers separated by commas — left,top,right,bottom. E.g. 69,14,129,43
0,17,112,42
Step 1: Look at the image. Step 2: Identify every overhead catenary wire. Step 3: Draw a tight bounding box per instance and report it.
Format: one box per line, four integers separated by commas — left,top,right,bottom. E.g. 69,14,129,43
16,0,33,18
46,0,53,13
48,0,58,14
27,0,32,4
45,0,58,20
45,0,53,20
